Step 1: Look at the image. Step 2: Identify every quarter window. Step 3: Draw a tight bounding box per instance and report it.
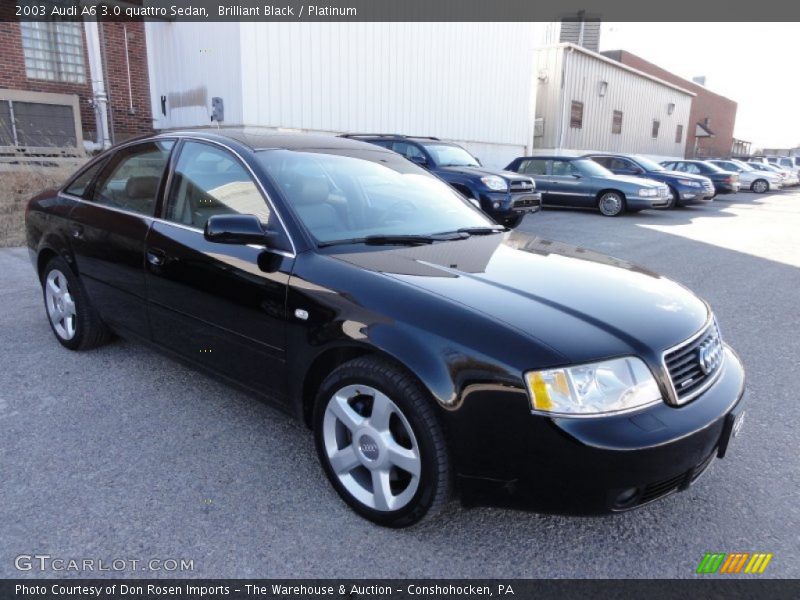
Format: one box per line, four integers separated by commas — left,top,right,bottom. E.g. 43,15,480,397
612,110,623,134
570,101,584,129
64,159,107,199
92,141,174,216
165,141,271,230
518,158,547,175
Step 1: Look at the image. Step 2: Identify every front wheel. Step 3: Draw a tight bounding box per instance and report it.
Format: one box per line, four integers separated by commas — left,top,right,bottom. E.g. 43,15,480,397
597,191,626,217
751,179,769,194
665,187,679,209
41,256,111,350
313,357,451,527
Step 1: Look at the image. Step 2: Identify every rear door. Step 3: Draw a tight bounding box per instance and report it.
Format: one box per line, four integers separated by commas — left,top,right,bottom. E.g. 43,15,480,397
68,140,174,335
547,159,593,207
144,140,294,401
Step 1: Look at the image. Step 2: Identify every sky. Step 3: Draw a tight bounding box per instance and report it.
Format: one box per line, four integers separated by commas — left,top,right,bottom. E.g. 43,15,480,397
599,23,800,150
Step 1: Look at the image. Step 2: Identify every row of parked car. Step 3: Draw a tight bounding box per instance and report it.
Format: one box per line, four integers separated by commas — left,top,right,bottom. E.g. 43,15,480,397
345,134,798,222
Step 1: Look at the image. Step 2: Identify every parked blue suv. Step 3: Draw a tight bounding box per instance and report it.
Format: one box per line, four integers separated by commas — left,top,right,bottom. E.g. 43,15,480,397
343,134,541,228
585,154,715,208
505,155,670,217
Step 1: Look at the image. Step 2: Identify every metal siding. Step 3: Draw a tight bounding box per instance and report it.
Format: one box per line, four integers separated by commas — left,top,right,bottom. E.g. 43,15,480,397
534,46,692,161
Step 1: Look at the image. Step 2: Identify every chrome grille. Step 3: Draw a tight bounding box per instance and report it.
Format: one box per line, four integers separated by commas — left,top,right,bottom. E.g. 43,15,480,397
512,196,540,209
658,186,669,197
663,320,724,405
510,180,535,192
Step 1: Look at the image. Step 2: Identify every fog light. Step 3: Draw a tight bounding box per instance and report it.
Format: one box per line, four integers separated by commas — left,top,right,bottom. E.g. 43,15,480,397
614,487,640,508
493,201,501,209
683,193,696,199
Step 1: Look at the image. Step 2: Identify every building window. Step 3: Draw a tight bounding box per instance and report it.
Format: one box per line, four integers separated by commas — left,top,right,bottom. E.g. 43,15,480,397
612,110,623,134
20,21,86,84
675,124,684,144
570,101,583,129
652,120,660,139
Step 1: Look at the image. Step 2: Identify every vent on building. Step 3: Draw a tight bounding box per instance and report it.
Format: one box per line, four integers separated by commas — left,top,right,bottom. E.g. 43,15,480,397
559,18,601,52
534,118,544,138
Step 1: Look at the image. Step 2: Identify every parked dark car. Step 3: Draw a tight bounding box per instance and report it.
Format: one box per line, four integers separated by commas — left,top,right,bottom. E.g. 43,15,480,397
26,129,745,527
660,160,741,195
505,155,670,216
342,134,540,228
585,153,715,208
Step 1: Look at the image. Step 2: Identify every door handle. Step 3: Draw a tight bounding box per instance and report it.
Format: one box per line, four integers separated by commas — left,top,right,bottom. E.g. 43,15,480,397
70,225,84,240
146,249,167,267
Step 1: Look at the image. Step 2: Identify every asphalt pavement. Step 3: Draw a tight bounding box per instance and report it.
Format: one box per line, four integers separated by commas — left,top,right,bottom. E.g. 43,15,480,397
1,190,798,578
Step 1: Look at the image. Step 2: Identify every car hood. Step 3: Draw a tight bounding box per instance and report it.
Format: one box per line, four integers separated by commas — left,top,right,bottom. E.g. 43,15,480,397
330,231,709,363
604,174,665,188
437,165,530,182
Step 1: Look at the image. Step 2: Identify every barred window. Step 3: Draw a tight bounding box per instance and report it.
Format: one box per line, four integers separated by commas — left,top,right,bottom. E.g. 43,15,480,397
675,124,684,144
20,21,86,84
570,101,583,129
651,120,660,139
612,110,623,134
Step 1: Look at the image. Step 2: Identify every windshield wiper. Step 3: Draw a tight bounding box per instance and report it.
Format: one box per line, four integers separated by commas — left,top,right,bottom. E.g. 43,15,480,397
319,232,468,248
454,226,506,235
439,163,479,168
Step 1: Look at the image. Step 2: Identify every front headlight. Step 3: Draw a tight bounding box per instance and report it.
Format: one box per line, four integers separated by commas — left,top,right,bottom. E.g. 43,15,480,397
678,179,701,188
481,175,508,191
638,188,657,197
525,356,661,416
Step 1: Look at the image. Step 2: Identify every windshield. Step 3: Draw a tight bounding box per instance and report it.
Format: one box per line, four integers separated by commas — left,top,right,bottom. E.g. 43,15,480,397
700,161,725,173
631,155,665,171
731,159,755,171
257,149,494,244
574,159,613,177
423,144,479,167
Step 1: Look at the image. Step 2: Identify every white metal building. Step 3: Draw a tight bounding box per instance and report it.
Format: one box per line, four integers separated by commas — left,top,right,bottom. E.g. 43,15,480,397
145,22,543,167
532,44,694,162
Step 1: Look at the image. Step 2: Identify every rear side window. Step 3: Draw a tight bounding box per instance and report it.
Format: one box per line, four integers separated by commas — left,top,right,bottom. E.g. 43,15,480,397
392,142,426,162
518,159,547,175
64,159,107,198
92,141,174,216
165,141,271,230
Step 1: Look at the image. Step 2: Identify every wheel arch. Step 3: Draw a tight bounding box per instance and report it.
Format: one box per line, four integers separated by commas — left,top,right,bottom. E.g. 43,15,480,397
595,188,626,202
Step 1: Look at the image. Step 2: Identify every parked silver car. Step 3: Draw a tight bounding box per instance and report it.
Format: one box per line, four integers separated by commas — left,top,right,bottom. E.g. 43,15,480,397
748,161,799,186
707,159,782,193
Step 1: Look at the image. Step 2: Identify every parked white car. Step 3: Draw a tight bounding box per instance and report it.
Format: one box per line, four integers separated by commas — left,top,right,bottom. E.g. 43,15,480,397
749,161,799,186
765,156,800,183
707,159,782,193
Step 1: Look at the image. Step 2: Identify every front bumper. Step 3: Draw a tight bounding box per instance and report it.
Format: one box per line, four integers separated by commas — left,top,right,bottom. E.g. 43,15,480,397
450,346,745,515
627,195,667,210
480,191,542,222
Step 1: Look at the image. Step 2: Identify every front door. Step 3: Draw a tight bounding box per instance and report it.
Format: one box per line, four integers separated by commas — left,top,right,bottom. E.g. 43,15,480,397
144,140,294,401
547,159,592,207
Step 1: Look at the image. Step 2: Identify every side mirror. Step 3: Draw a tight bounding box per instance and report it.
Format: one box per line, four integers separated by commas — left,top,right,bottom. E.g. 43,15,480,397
475,157,483,166
409,155,428,168
572,171,583,179
204,214,275,245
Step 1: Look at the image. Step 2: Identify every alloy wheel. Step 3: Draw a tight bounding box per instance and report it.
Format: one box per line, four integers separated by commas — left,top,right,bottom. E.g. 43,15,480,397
599,192,624,216
752,180,768,193
322,384,421,512
45,269,77,340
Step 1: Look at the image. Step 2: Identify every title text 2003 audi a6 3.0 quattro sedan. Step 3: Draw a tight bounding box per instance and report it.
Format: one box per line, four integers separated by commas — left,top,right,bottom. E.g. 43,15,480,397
25,129,746,527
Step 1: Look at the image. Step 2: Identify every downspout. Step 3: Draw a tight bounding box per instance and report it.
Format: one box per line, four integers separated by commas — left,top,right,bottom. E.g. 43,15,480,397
557,46,572,153
83,20,111,149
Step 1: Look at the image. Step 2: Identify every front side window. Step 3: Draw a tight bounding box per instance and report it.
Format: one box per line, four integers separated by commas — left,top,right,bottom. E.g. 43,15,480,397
258,149,492,244
20,21,86,83
551,160,575,177
92,141,174,216
165,141,271,230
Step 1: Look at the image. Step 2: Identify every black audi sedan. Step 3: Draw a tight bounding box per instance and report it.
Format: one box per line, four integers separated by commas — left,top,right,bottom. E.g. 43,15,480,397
25,129,745,527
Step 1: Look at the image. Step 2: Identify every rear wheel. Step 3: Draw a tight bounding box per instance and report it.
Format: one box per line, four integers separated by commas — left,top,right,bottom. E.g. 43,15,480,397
597,191,626,217
313,356,451,527
41,256,111,350
751,179,769,194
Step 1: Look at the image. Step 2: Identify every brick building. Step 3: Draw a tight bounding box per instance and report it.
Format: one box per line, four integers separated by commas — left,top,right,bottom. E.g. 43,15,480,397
0,3,152,155
602,50,738,159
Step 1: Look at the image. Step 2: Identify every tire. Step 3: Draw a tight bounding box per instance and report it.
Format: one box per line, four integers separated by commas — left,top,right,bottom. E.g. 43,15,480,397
503,214,524,228
41,256,112,350
751,179,769,194
665,187,679,209
313,356,452,527
597,191,626,217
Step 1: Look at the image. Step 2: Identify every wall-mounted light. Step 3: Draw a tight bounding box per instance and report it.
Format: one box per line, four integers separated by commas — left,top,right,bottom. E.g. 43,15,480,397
667,103,675,115
598,81,608,97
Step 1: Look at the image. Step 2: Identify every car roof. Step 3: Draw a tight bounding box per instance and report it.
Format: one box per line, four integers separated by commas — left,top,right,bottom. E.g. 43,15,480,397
150,127,395,153
513,155,584,161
